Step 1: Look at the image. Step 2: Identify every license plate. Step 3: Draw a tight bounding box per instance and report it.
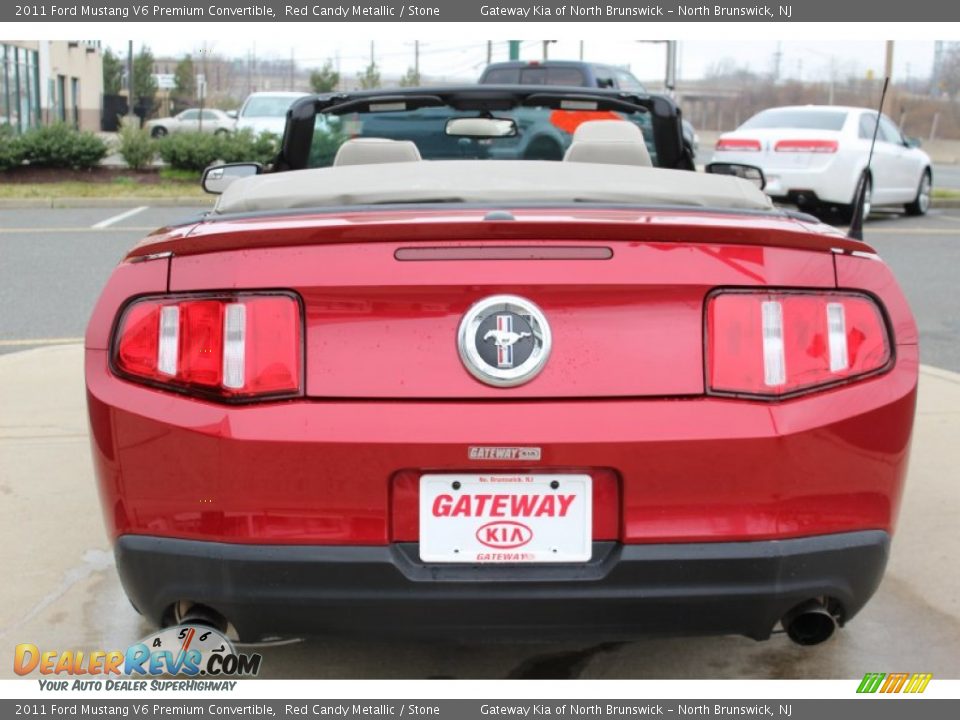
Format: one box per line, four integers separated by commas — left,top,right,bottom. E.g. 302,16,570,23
419,474,592,563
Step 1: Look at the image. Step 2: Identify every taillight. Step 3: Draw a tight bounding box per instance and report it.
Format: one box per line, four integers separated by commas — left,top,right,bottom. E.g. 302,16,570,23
113,293,302,401
774,139,839,153
716,138,761,151
706,291,891,398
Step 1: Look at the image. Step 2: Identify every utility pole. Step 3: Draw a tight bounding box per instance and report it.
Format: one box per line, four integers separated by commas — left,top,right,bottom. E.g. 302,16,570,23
370,40,375,66
579,40,584,61
884,40,894,80
487,40,492,65
414,40,420,78
290,47,295,90
664,40,677,93
542,40,556,61
198,42,207,132
931,41,944,96
127,40,134,122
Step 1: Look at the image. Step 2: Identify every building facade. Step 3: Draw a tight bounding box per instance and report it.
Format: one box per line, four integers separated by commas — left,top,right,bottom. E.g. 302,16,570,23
1,40,103,133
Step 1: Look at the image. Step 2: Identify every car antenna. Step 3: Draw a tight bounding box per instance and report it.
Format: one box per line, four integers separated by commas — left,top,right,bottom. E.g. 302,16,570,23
848,76,890,241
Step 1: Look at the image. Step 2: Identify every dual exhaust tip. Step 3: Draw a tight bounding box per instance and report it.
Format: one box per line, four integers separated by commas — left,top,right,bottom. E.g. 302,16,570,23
168,599,842,647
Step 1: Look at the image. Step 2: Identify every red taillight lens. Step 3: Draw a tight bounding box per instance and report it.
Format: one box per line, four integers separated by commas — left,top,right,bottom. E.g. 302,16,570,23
706,291,891,398
716,138,762,151
774,139,838,153
113,293,302,401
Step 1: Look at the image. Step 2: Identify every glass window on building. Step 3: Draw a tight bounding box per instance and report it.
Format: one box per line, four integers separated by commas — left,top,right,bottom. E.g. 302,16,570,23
1,43,40,132
1,46,9,130
71,77,80,128
57,75,66,123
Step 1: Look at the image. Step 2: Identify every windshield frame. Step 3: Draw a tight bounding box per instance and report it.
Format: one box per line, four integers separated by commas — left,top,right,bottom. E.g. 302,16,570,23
274,85,693,173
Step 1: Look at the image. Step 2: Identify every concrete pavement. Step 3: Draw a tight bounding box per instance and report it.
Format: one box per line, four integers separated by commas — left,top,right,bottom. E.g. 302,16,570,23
0,344,957,679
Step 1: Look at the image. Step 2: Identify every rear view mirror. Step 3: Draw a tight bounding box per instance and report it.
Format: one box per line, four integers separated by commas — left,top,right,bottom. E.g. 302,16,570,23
226,110,238,120
445,117,518,139
905,136,922,148
705,162,766,191
201,162,262,195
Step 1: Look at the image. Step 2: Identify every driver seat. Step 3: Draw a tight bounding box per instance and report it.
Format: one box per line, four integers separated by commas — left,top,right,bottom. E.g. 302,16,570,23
333,138,422,166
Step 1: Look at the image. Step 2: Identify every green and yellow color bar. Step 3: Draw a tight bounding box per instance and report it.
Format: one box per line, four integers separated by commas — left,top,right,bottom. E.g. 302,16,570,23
858,672,933,694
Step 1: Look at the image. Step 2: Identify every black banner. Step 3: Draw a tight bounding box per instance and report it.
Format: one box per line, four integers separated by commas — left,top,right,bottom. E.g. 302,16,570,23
4,0,958,23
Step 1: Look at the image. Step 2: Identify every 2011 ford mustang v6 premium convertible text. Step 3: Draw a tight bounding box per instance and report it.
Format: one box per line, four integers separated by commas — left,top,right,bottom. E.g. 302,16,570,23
86,86,917,647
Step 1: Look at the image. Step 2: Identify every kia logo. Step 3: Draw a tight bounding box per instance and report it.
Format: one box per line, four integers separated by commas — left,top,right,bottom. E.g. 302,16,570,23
476,521,533,549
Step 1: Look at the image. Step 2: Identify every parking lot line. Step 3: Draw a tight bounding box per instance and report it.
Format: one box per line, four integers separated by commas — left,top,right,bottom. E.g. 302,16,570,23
866,228,960,235
91,206,149,229
0,227,155,233
0,338,84,347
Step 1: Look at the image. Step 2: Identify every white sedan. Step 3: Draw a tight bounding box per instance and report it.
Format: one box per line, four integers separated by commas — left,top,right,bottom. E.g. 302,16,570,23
146,109,236,138
236,92,310,137
713,105,932,219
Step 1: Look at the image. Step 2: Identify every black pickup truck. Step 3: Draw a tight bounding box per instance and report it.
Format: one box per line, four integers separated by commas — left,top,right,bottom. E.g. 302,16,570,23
479,60,699,161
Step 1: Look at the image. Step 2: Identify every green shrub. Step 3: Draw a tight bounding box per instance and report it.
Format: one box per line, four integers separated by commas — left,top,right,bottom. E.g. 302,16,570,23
156,130,280,172
0,125,26,171
156,129,280,172
219,129,280,166
156,131,224,172
117,122,155,170
19,123,108,169
309,123,348,168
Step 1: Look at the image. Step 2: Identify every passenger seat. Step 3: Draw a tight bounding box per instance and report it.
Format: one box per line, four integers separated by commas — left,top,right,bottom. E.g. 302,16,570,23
563,120,652,167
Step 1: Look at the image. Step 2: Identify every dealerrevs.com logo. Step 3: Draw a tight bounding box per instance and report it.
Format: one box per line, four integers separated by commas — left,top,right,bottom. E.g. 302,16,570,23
14,625,262,690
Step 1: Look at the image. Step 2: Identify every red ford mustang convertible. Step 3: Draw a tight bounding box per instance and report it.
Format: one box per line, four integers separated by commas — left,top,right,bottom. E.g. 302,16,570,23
86,87,917,646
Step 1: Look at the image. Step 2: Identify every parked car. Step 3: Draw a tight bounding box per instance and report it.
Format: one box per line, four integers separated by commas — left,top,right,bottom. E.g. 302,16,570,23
712,105,932,219
145,108,235,138
88,86,917,647
479,60,699,160
235,91,310,137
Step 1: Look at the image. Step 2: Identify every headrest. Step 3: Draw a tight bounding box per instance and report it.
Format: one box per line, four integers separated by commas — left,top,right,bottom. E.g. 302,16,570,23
563,120,652,167
333,138,422,166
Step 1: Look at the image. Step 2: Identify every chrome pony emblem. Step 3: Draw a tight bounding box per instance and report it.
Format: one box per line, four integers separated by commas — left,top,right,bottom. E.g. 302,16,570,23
458,295,551,387
483,316,532,368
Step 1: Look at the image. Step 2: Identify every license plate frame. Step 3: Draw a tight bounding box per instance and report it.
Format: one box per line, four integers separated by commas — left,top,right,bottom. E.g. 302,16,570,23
418,473,592,564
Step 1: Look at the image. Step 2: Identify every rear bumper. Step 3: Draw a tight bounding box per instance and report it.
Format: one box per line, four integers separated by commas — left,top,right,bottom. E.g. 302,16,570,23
116,530,889,642
86,346,918,545
711,151,855,205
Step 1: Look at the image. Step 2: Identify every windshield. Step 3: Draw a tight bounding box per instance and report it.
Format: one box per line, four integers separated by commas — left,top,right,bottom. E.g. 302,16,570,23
308,106,657,168
242,96,300,118
740,109,848,131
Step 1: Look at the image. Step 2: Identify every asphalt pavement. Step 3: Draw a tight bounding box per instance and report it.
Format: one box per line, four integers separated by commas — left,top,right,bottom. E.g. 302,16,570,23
934,164,960,190
1,203,959,679
0,206,206,349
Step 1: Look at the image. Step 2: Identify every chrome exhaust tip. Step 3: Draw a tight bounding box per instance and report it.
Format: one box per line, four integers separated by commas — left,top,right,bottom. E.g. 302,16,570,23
781,600,839,646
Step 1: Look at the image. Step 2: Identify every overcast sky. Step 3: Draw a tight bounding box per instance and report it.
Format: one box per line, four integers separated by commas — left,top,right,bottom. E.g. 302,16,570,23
101,38,939,84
